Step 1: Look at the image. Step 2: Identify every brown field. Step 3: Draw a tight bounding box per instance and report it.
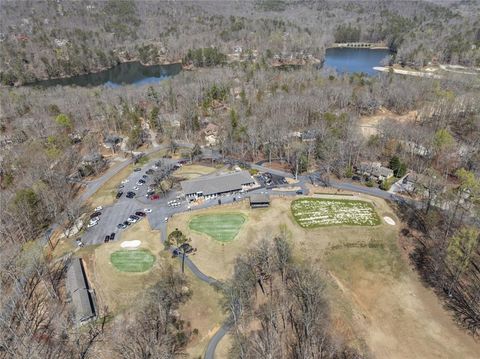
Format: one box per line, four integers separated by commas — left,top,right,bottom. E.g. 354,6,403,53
173,164,218,180
84,219,164,313
169,194,480,357
81,219,225,357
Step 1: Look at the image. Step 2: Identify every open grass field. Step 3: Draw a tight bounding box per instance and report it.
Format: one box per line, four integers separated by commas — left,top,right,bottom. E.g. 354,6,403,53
189,213,246,242
291,198,380,228
110,248,156,272
323,232,480,358
83,220,165,313
173,164,218,180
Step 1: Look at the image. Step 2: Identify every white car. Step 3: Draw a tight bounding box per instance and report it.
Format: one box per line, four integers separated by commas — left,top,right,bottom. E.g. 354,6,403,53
90,217,100,223
136,182,143,186
87,222,97,228
94,206,103,211
144,208,152,213
127,217,138,223
133,186,140,191
164,217,168,222
121,179,129,184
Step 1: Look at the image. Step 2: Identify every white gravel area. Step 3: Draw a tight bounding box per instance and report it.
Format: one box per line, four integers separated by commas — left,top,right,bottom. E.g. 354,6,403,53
383,216,396,225
121,240,141,248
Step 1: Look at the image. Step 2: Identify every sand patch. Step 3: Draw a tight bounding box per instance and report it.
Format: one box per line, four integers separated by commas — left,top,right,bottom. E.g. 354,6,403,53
121,240,141,248
383,216,396,225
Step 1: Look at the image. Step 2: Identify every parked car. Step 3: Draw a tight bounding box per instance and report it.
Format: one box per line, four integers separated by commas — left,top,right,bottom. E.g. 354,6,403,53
117,223,127,229
134,167,141,172
123,221,131,226
138,179,146,184
142,174,148,179
164,217,168,222
133,186,140,191
146,169,155,175
150,194,160,200
94,206,103,211
135,211,146,217
144,208,152,213
87,222,97,228
110,232,116,240
126,191,136,198
104,235,110,243
296,190,303,195
352,175,361,181
90,216,100,223
116,191,124,199
121,179,129,184
90,211,101,218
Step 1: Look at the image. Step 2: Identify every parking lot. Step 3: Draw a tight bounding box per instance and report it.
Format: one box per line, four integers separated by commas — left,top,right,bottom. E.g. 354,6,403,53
78,158,304,247
255,172,288,188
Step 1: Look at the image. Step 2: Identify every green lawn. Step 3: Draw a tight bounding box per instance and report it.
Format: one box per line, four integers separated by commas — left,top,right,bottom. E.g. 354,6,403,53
110,249,156,272
291,198,380,228
188,213,246,242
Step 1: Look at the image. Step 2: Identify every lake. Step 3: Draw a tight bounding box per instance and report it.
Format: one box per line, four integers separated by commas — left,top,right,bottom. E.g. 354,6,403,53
324,48,392,76
27,61,182,88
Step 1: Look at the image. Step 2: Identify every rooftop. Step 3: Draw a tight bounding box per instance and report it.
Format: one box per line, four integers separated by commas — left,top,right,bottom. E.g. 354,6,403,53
181,170,254,196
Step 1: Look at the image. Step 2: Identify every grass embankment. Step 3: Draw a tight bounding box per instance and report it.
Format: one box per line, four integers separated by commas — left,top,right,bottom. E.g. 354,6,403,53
189,213,246,242
291,198,380,228
110,248,156,272
89,164,134,207
173,164,218,180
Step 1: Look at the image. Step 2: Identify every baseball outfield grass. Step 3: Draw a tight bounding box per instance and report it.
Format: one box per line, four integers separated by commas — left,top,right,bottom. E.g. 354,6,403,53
110,249,156,272
188,213,246,242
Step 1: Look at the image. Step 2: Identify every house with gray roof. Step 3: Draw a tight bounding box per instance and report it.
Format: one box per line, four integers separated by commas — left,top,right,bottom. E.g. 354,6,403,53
66,258,96,325
181,170,255,199
357,161,393,181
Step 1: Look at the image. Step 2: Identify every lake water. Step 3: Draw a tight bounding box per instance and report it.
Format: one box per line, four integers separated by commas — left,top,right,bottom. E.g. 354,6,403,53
324,48,392,76
27,61,182,88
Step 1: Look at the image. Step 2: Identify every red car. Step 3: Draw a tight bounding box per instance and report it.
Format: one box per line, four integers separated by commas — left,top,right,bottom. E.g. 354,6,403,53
150,194,160,200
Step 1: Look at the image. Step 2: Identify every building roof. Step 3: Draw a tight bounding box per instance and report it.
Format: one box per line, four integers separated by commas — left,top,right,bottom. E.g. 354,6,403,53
181,170,254,196
249,193,270,203
71,289,95,323
66,258,95,324
66,257,88,294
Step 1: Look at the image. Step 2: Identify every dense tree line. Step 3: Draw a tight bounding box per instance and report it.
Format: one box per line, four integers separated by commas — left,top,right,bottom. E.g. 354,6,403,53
1,1,480,85
222,236,364,358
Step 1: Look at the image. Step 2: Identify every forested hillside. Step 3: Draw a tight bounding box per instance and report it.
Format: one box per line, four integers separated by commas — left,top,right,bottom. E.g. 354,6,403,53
0,1,479,358
1,0,479,85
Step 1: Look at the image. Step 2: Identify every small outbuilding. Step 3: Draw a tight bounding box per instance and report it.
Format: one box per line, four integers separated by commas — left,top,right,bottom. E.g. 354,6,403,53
66,257,96,325
249,193,270,208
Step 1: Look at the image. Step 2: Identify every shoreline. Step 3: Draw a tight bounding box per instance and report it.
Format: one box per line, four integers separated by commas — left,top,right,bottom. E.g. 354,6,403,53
9,58,183,87
329,43,390,50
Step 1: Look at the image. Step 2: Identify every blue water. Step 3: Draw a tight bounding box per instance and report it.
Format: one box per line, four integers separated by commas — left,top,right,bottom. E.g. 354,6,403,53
324,48,392,76
27,61,182,88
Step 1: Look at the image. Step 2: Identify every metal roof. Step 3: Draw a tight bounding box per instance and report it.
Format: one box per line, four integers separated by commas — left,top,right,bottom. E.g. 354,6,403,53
249,193,270,203
66,258,95,324
72,289,95,323
181,170,254,196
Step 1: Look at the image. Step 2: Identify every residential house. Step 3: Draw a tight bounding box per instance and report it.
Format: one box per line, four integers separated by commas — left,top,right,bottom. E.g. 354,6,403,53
357,161,394,181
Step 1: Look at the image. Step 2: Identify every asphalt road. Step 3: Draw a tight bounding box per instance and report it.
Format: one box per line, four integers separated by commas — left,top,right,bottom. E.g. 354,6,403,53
74,148,416,359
